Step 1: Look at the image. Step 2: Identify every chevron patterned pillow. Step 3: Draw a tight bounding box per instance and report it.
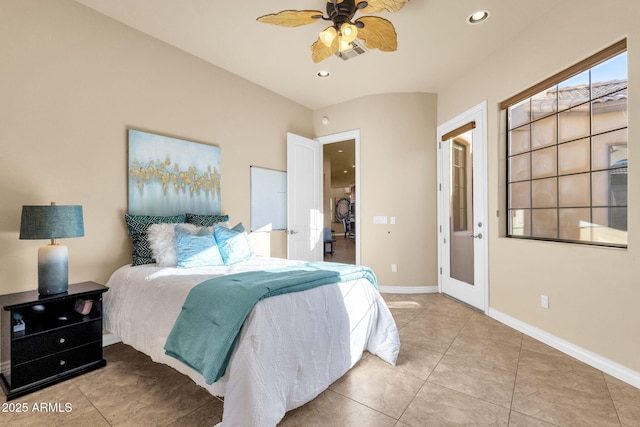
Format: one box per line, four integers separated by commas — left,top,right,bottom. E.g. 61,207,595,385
125,213,186,265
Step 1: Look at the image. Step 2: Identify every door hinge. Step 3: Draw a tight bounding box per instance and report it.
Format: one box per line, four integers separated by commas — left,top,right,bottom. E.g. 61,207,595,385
439,183,442,191
439,225,442,233
439,267,442,274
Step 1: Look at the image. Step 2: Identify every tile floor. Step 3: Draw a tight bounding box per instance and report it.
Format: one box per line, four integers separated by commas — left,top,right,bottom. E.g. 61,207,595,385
2,293,639,426
324,234,355,264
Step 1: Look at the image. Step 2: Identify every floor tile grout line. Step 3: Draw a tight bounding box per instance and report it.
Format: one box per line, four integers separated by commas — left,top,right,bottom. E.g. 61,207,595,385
422,309,543,418
394,306,475,424
506,331,524,426
602,372,625,427
170,398,221,427
73,380,113,426
324,387,402,423
394,377,429,425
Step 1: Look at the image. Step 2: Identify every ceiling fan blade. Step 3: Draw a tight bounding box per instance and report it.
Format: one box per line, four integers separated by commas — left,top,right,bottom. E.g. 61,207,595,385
358,0,410,14
257,10,323,27
311,37,339,63
355,16,397,51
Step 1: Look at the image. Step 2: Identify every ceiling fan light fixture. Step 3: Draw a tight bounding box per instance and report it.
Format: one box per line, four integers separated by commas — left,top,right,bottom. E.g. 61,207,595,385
339,39,353,52
468,10,490,24
257,0,410,63
319,26,338,47
340,22,358,43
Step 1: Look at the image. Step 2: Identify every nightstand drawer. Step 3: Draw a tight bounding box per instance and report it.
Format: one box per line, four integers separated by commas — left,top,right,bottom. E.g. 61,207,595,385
11,341,102,389
12,319,102,365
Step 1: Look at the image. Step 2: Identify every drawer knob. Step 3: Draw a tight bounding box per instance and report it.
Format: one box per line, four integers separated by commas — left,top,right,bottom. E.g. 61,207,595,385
59,337,66,344
59,360,66,366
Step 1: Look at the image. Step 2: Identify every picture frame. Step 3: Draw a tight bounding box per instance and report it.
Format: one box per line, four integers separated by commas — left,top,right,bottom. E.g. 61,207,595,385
128,129,221,215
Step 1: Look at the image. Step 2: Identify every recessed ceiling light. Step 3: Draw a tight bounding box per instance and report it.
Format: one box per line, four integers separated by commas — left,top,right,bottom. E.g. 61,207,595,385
317,70,331,78
338,149,343,153
468,10,489,24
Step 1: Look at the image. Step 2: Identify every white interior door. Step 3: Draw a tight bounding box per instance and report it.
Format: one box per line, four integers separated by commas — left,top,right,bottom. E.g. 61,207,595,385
287,132,322,261
437,101,488,311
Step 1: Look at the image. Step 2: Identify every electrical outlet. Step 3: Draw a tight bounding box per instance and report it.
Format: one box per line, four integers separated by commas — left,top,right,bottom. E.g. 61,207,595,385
541,294,549,309
391,264,397,273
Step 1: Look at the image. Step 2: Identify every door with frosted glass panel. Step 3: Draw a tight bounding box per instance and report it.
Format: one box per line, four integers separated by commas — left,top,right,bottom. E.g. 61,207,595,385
438,102,487,311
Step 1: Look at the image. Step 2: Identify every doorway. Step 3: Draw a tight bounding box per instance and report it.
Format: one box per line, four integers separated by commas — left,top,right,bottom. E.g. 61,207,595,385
323,140,356,264
317,130,361,265
437,101,488,312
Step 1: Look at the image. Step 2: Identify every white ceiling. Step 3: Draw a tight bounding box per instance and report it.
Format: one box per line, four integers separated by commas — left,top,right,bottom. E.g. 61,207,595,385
73,0,560,110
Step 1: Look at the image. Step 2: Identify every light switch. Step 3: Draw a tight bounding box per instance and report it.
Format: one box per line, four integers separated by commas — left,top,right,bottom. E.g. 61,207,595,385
541,294,549,309
373,216,388,224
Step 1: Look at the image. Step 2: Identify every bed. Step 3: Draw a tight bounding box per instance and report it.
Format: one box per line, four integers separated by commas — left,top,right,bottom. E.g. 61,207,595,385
104,217,400,426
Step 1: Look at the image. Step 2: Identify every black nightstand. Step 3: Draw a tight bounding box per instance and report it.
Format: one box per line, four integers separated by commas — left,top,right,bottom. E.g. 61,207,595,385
0,281,108,400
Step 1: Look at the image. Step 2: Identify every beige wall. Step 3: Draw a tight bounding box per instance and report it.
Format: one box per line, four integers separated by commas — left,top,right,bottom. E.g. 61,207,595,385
0,0,312,294
437,0,640,372
314,93,439,288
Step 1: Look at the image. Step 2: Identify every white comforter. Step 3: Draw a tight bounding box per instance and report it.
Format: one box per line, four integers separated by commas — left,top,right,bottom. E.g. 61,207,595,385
104,257,400,426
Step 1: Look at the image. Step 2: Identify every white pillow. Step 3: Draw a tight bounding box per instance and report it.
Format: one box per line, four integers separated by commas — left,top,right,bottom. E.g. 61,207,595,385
147,223,177,266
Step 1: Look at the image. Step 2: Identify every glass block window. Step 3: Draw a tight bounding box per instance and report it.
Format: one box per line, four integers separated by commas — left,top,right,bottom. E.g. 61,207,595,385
504,42,627,247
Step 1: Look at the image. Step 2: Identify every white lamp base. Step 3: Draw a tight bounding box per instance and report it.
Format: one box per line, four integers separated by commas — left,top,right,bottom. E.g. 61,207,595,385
38,244,69,295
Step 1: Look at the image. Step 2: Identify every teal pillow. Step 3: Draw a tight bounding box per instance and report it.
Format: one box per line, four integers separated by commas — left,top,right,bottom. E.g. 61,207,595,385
185,213,230,227
175,224,224,268
214,223,254,265
125,213,186,266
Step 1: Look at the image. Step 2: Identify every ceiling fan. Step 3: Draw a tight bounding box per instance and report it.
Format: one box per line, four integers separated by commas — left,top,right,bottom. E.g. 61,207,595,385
257,0,410,63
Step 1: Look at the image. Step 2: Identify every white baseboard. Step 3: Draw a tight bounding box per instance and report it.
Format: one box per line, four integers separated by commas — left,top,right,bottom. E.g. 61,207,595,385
103,333,121,346
489,308,640,390
378,285,438,294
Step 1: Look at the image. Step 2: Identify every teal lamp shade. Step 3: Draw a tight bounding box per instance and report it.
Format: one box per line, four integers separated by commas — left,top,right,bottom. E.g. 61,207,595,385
20,203,84,295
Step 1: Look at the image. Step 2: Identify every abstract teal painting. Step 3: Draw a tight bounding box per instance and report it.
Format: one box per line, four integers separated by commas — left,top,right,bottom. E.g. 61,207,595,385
128,130,221,215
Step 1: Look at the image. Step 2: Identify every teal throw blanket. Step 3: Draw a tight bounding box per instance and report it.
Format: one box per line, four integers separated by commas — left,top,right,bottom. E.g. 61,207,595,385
164,261,377,384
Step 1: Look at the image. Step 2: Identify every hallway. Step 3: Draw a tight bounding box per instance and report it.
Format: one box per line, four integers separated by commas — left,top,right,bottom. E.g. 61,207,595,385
324,232,356,264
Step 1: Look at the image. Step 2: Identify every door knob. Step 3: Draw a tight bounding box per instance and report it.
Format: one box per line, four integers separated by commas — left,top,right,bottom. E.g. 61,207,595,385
470,233,483,239
288,230,298,235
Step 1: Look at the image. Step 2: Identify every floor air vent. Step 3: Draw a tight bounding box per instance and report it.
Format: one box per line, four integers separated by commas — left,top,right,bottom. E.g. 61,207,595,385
335,39,368,61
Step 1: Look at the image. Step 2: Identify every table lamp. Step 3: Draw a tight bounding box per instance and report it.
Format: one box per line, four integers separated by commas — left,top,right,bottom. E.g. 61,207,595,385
19,202,84,295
